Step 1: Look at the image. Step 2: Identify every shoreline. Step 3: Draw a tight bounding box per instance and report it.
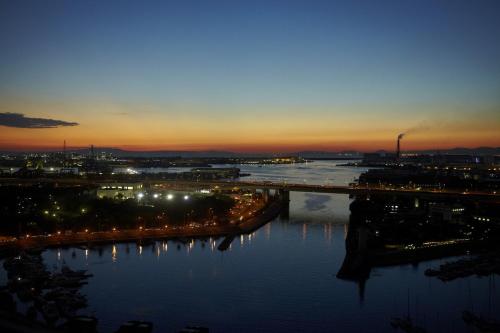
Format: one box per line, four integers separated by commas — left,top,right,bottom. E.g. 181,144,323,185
367,239,500,271
0,201,283,256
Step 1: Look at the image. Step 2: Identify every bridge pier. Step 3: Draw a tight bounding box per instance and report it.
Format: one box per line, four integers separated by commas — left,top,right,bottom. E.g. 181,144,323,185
262,188,271,203
278,189,290,202
277,189,290,220
280,198,290,221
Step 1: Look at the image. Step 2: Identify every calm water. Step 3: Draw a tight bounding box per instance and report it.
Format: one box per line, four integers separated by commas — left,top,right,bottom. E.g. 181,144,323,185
3,161,499,332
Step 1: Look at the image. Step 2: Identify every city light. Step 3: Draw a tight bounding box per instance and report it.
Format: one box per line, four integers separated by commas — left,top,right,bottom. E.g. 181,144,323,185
126,168,138,175
0,2,498,331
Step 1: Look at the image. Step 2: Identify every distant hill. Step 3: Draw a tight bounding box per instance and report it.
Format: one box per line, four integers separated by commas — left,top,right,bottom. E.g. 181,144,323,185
1,147,499,158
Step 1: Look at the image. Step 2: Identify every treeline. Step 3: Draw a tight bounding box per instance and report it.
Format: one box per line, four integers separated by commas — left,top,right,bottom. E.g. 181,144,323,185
0,185,234,236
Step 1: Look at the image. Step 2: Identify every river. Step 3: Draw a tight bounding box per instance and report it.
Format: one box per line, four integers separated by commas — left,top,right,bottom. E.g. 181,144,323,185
1,161,498,332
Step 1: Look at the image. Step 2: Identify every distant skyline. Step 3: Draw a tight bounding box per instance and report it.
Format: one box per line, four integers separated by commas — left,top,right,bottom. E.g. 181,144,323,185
1,0,499,152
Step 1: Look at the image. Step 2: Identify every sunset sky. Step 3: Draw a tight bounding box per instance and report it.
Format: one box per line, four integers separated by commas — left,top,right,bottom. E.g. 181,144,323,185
1,0,499,152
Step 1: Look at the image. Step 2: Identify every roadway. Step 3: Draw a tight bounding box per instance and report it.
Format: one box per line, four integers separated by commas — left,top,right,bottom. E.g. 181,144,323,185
0,199,282,250
0,177,498,199
162,179,498,198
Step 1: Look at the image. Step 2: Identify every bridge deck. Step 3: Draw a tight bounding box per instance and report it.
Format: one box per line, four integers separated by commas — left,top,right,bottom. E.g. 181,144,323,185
0,178,498,199
156,180,498,199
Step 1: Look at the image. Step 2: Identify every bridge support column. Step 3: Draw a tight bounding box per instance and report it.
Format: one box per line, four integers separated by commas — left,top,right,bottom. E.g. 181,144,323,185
262,188,270,203
280,198,290,221
278,189,290,202
278,189,290,220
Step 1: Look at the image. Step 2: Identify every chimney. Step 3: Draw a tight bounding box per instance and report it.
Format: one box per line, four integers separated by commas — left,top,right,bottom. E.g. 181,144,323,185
397,137,400,159
397,133,404,160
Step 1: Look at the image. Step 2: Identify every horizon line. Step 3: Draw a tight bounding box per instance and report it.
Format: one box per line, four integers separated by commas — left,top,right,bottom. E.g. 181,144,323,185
1,145,498,155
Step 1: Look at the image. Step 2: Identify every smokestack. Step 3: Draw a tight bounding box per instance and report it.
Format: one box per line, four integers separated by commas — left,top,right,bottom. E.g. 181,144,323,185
63,140,66,167
397,133,404,159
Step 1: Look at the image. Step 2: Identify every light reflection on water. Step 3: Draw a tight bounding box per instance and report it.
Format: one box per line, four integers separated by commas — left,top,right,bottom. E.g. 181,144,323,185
43,220,499,333
1,162,499,332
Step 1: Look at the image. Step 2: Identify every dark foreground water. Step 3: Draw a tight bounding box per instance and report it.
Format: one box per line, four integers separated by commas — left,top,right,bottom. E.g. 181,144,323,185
2,161,499,332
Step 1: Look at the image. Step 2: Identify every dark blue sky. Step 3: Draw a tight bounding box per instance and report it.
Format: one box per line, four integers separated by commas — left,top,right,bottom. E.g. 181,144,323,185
1,0,499,151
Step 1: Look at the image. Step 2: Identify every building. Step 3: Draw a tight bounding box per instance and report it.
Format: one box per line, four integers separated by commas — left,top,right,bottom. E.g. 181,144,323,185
428,203,466,224
97,183,143,199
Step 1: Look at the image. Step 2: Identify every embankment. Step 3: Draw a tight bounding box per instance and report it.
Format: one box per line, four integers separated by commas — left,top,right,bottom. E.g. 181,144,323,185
0,201,282,255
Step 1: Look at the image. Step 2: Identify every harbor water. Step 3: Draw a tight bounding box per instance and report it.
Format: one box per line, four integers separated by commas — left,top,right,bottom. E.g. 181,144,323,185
2,161,498,332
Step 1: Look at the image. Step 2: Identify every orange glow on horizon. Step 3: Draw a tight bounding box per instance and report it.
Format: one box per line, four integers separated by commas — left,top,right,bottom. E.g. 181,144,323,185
0,99,498,153
0,138,497,153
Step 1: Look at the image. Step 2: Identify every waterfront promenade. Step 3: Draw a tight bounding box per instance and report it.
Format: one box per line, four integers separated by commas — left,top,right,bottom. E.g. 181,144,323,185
0,200,282,253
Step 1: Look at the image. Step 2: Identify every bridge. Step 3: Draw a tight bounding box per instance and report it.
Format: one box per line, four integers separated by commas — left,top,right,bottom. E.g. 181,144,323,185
154,180,499,200
166,179,495,196
1,177,498,200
